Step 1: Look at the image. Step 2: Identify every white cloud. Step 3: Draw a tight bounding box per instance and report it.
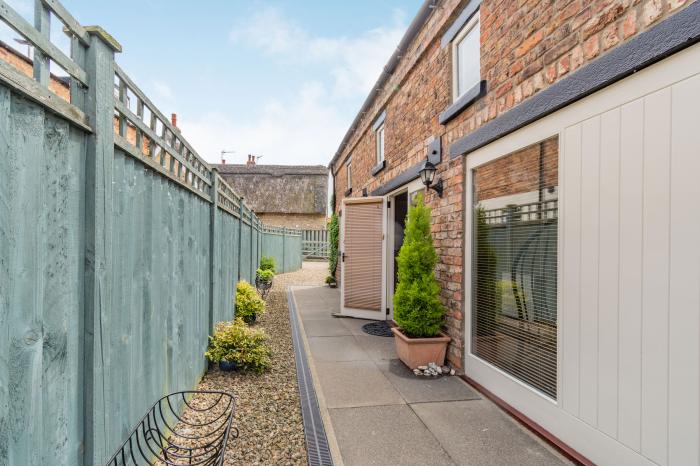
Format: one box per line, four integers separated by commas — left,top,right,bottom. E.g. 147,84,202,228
229,6,405,100
183,5,407,166
179,80,346,166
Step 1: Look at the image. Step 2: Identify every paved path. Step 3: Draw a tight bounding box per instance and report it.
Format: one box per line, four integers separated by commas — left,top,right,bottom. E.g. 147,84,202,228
290,285,572,466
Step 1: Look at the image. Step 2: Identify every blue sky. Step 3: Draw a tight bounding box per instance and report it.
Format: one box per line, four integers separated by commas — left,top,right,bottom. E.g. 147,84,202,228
3,0,422,165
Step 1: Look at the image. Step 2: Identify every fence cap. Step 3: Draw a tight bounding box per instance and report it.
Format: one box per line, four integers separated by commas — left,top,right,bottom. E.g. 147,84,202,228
85,26,122,52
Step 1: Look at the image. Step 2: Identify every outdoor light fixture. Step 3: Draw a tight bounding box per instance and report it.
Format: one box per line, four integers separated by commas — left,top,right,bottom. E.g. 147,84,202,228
419,157,443,197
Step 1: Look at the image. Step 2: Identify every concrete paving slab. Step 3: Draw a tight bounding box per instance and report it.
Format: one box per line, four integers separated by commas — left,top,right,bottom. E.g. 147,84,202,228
375,359,481,403
302,318,354,337
329,405,455,466
339,317,375,335
411,400,570,466
353,335,397,361
314,360,404,408
307,336,371,362
293,286,340,314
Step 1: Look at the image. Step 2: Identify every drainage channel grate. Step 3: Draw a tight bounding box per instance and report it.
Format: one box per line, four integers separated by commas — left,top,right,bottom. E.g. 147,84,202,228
287,289,333,466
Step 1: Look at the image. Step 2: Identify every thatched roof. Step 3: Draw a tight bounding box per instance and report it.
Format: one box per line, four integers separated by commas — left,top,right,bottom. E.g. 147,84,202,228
215,164,328,215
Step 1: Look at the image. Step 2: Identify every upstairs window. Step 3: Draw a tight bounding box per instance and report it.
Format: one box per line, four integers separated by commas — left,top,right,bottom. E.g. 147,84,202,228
375,123,385,164
346,160,352,190
452,12,480,101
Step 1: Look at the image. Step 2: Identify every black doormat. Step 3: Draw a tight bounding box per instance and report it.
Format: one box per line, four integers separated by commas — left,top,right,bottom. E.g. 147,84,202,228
361,321,394,337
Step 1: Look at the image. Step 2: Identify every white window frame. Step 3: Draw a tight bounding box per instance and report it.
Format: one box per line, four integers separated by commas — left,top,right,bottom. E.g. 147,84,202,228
451,12,480,102
375,123,385,164
346,159,352,190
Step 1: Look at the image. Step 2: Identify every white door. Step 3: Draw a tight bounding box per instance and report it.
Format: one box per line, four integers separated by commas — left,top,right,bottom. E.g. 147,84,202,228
340,197,387,320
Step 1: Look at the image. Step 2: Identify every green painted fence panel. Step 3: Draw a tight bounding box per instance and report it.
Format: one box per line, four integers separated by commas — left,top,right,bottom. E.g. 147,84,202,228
285,233,303,272
240,221,252,283
0,5,303,461
105,149,212,458
0,86,87,465
215,209,239,324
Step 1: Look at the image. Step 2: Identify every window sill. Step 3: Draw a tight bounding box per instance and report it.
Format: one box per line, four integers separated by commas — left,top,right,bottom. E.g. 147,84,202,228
439,80,487,125
344,187,353,196
371,160,386,176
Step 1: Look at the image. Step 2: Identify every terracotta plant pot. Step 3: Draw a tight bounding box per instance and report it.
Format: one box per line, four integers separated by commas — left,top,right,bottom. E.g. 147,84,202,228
391,327,451,369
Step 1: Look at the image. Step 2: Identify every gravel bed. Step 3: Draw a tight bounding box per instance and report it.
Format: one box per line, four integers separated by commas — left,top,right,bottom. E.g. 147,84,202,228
188,261,328,466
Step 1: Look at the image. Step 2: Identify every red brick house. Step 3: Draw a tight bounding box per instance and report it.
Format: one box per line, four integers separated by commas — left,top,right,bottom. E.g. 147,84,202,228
329,1,700,464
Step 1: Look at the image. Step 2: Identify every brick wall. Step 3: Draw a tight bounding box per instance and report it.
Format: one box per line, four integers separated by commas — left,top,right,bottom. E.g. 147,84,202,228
332,0,694,369
0,41,70,100
474,136,558,201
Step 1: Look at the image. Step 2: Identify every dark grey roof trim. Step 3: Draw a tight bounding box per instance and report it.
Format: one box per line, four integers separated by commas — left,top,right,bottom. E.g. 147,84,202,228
441,0,481,48
439,80,487,125
450,1,700,158
371,137,442,196
329,0,438,170
371,162,422,196
371,159,386,176
372,110,386,131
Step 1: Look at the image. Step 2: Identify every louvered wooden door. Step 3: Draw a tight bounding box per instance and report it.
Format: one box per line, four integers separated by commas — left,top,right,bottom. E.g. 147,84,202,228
340,197,387,320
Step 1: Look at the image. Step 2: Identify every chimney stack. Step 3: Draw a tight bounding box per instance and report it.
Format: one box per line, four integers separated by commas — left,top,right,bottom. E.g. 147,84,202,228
171,113,177,128
247,154,256,166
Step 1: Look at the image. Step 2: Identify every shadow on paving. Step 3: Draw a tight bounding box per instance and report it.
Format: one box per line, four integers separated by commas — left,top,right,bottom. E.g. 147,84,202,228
291,285,573,466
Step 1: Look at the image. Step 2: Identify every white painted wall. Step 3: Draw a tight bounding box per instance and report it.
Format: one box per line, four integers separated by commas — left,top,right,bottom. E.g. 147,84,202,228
464,43,700,466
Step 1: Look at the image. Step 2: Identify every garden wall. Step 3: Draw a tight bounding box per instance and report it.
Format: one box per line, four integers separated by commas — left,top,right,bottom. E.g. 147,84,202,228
0,2,302,464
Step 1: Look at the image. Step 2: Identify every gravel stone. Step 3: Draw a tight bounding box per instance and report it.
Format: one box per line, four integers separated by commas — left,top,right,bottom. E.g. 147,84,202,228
181,261,328,466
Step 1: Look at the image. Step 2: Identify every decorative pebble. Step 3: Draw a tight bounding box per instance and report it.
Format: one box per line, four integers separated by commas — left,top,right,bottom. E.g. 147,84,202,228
417,365,428,371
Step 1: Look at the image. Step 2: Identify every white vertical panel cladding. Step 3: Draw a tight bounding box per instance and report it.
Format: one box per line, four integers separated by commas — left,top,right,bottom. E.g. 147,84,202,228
597,108,621,439
561,125,582,417
561,77,700,465
668,75,700,466
579,117,600,428
617,99,645,453
640,88,671,466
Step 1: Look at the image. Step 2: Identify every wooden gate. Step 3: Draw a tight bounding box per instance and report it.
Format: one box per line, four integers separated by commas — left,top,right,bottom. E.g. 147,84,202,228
302,228,329,259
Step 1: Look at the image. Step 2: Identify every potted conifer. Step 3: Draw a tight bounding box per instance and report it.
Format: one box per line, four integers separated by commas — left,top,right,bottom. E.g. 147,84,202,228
391,192,450,369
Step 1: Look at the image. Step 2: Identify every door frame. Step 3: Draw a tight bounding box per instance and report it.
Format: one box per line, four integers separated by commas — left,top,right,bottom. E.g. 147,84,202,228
339,196,388,320
385,178,425,320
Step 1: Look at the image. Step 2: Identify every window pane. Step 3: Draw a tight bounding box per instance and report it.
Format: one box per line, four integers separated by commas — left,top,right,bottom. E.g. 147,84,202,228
457,20,480,97
376,126,384,162
471,136,558,399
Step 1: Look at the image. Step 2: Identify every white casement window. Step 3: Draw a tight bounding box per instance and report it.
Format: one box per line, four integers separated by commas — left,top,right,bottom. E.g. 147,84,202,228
375,123,385,164
452,12,480,101
346,160,352,190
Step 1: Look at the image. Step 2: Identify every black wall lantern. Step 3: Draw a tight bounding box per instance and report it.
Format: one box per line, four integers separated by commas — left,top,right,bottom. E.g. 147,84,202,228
419,157,443,197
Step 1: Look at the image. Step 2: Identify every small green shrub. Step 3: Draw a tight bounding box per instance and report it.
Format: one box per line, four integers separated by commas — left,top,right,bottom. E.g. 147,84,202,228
393,192,444,338
328,213,339,277
325,275,336,284
259,256,276,273
205,318,271,373
235,280,265,322
256,268,274,283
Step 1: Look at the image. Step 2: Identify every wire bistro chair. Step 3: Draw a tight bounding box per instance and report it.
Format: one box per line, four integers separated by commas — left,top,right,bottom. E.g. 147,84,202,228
106,390,238,466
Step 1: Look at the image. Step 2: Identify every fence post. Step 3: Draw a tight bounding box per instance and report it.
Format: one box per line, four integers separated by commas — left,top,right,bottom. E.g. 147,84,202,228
82,26,122,466
250,215,254,280
237,199,244,281
209,170,219,332
282,227,287,273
